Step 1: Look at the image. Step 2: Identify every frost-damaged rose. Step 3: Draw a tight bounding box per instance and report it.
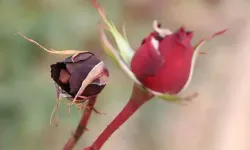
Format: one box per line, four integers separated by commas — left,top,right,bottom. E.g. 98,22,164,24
18,32,109,124
19,32,110,150
51,52,108,103
83,1,227,150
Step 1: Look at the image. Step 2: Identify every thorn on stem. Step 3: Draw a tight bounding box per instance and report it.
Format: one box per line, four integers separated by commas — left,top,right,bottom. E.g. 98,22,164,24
180,92,198,105
199,52,207,55
85,105,106,115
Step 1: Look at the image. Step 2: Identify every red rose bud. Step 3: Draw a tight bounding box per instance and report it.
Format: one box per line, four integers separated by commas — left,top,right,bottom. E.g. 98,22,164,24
131,25,193,94
84,1,227,150
98,15,227,101
131,21,227,95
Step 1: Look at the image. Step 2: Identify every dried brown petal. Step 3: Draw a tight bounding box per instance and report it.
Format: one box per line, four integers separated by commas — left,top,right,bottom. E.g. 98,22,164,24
50,53,109,99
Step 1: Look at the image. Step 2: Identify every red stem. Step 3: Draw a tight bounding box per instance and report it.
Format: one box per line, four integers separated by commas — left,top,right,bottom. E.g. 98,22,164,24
63,96,97,150
84,85,153,150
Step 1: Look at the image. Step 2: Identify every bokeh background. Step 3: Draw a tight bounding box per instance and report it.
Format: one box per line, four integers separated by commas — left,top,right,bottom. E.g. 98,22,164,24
1,0,250,150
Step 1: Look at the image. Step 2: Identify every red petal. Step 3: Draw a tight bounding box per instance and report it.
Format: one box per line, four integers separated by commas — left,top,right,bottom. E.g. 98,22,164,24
141,31,194,94
131,37,165,81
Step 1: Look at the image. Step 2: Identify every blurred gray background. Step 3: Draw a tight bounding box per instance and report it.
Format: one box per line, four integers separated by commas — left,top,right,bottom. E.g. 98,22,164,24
1,0,250,150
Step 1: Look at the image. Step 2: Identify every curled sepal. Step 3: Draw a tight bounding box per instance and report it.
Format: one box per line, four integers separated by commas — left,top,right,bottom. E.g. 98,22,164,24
152,20,172,37
92,0,134,66
179,29,228,93
194,29,228,52
99,27,119,65
68,61,107,114
18,32,88,55
100,28,142,86
149,89,198,104
49,84,62,126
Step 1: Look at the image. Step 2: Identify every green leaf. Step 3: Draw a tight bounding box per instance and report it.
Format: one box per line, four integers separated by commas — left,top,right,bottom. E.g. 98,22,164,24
100,28,142,86
93,1,134,66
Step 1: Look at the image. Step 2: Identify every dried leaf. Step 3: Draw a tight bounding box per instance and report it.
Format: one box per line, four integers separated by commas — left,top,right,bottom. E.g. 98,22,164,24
68,62,106,114
18,32,88,55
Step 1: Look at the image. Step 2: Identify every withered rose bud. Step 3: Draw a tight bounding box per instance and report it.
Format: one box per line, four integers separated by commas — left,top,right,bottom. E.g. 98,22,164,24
18,31,110,149
18,32,109,112
50,52,109,101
